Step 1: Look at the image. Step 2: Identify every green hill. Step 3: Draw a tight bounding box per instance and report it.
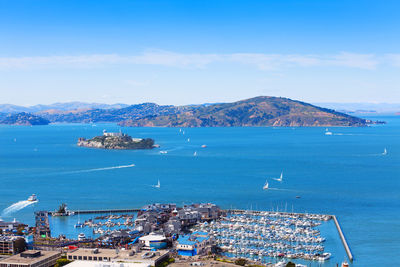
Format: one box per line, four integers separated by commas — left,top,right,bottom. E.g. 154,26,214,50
119,96,369,127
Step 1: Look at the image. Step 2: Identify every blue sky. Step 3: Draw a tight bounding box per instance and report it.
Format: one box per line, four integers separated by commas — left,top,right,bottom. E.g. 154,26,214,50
0,0,399,105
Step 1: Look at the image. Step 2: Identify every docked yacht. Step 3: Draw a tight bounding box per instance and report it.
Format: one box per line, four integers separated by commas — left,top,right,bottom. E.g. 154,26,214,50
77,233,86,241
27,194,37,202
318,252,332,261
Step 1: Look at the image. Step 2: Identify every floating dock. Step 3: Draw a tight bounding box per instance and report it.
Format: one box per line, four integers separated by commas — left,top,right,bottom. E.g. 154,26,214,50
333,215,354,262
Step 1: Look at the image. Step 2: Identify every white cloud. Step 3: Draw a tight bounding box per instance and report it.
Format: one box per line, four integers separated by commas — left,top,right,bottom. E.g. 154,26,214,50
385,53,400,67
0,50,390,71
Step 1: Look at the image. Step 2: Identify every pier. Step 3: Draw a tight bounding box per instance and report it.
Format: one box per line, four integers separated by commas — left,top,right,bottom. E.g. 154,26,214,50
49,208,141,216
333,215,353,262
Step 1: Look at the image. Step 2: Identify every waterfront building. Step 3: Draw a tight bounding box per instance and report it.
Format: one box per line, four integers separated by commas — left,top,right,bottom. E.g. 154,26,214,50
0,235,26,255
0,250,61,267
66,248,169,266
35,211,51,237
138,233,168,249
176,232,213,256
65,261,150,267
0,219,28,233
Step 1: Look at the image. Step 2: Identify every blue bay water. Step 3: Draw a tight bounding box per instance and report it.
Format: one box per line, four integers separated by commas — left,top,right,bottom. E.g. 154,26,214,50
0,116,399,266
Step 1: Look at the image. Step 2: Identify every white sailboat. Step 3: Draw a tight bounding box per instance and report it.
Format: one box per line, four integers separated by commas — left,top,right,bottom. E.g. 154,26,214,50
74,213,84,228
263,180,269,190
273,172,283,182
382,148,388,155
154,179,160,188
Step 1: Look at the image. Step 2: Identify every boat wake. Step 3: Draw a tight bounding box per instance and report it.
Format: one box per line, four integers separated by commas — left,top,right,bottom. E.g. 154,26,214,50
2,200,38,216
60,164,136,174
267,187,303,192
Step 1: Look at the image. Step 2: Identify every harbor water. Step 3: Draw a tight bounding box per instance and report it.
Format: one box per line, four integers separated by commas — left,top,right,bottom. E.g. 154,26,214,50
0,115,399,266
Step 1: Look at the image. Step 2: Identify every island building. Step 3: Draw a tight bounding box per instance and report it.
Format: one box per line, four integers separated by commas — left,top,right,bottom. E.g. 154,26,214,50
0,250,61,267
66,248,169,266
103,129,125,137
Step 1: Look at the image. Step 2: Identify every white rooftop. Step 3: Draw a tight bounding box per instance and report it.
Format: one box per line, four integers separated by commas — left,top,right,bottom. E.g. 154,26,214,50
139,233,166,242
66,260,150,267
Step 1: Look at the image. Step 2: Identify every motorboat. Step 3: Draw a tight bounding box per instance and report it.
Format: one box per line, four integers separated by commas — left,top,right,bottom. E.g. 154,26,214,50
27,194,37,202
77,233,86,241
318,252,331,261
201,144,207,148
159,151,168,154
325,128,333,135
382,148,387,155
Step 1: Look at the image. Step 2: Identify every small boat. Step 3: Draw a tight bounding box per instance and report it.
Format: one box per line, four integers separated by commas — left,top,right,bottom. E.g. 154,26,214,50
273,172,283,182
296,196,301,199
341,261,349,267
27,194,37,202
382,148,387,155
325,128,333,135
193,151,197,156
159,151,168,154
187,138,190,142
154,179,160,189
318,252,331,261
263,180,269,190
201,144,207,148
75,213,83,228
77,233,86,241
74,222,84,228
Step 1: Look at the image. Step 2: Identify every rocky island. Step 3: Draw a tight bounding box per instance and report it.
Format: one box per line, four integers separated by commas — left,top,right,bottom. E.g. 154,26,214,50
77,130,155,150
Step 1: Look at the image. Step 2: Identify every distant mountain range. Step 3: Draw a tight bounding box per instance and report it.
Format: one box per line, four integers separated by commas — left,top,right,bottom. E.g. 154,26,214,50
0,102,129,114
314,102,400,114
0,97,384,126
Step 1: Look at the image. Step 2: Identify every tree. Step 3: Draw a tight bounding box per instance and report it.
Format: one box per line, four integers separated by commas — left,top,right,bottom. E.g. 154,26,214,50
55,258,72,267
234,258,247,266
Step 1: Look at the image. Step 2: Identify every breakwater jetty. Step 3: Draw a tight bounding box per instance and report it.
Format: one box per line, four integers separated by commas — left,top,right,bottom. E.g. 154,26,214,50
333,215,353,262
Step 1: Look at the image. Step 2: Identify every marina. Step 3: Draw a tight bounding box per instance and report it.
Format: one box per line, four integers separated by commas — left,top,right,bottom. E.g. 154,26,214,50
195,210,337,264
47,205,352,265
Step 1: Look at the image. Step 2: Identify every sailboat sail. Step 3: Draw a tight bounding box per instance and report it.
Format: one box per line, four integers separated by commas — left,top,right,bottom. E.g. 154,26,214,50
263,180,269,190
